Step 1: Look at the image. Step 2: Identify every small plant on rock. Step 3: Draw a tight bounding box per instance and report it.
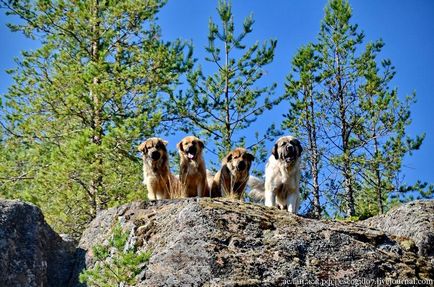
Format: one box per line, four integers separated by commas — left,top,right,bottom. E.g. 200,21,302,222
79,224,151,286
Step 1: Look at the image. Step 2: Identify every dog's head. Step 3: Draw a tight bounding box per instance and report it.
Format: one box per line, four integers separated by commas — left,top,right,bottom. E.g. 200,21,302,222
223,147,255,177
177,136,204,161
138,137,168,166
271,136,303,163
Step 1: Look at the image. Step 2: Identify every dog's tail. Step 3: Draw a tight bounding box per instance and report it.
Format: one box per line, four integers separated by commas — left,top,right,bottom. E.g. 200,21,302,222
247,175,265,202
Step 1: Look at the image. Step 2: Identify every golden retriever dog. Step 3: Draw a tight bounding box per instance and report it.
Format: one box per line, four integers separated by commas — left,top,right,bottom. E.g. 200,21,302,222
249,136,302,213
211,148,255,200
138,137,180,200
177,136,209,197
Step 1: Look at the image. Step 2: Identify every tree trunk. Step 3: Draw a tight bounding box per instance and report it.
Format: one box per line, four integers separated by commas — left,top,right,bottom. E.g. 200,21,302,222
305,88,321,218
336,50,355,217
373,131,384,214
89,0,104,216
224,40,231,155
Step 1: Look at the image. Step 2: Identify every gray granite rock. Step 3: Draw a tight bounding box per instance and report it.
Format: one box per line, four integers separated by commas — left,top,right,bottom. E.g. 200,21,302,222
71,198,434,286
0,199,75,287
362,200,434,257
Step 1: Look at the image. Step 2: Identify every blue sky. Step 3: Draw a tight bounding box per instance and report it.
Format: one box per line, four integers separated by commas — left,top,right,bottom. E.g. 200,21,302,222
1,0,433,187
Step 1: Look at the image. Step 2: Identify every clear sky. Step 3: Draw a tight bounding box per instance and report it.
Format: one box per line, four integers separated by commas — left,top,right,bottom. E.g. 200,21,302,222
1,1,433,187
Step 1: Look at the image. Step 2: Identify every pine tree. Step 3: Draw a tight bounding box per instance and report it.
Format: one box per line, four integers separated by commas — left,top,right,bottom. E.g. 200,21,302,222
169,0,282,165
355,42,427,217
283,0,429,218
284,44,323,218
0,0,191,237
317,0,369,217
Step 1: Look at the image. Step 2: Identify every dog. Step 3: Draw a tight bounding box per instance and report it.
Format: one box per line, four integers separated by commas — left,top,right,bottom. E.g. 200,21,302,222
138,137,180,200
249,136,302,213
211,147,255,200
177,136,209,197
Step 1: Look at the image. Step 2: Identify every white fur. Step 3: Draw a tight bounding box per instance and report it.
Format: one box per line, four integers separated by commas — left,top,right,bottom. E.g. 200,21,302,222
247,176,265,202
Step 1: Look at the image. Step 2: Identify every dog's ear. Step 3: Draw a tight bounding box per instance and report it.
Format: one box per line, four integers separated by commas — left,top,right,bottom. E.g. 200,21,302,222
176,140,184,152
290,139,303,156
157,139,168,151
245,152,255,162
196,139,204,149
271,143,279,160
138,142,147,152
222,152,233,165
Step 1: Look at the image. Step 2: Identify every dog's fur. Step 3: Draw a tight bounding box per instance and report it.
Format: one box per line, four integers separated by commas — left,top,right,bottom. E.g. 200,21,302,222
138,137,180,200
211,148,254,200
266,136,303,213
177,136,209,197
249,136,302,213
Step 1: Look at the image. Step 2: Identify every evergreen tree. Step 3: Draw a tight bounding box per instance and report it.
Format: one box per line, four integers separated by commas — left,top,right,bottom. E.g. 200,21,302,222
355,42,427,217
317,0,367,217
0,0,191,237
284,44,323,218
283,0,430,218
79,223,152,286
169,0,282,166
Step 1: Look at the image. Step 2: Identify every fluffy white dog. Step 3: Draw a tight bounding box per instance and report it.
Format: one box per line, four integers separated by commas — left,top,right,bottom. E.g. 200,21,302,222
249,136,302,214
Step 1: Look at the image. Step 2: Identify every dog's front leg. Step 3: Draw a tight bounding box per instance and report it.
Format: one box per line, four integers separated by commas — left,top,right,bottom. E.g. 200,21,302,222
197,181,204,197
264,182,275,207
264,190,275,207
147,188,157,201
286,191,299,214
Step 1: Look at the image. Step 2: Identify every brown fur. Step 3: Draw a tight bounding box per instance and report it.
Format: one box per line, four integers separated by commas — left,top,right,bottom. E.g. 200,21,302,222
138,137,180,200
211,148,254,200
177,136,209,197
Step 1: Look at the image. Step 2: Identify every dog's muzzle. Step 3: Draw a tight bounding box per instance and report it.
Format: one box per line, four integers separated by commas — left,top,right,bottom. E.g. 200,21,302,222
283,145,296,161
151,150,161,161
237,161,246,171
186,146,197,159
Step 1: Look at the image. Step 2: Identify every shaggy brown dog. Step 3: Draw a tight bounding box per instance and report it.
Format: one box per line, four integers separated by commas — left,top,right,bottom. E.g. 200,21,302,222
211,147,254,200
138,137,180,200
177,136,209,197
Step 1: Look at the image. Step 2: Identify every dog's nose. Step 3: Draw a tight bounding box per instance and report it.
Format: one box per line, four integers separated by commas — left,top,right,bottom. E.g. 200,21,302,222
186,146,196,154
237,161,246,171
287,145,295,156
151,150,161,160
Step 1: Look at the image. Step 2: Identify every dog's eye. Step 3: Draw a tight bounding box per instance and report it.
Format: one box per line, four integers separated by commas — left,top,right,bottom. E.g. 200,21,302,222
281,142,287,146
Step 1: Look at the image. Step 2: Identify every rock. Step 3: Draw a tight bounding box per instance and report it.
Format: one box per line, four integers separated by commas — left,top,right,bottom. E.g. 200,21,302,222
362,200,434,257
71,198,434,286
0,199,76,287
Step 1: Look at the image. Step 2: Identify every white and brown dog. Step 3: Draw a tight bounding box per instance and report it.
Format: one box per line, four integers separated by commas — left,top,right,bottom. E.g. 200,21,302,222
177,136,209,197
138,137,180,200
211,147,255,200
249,136,303,213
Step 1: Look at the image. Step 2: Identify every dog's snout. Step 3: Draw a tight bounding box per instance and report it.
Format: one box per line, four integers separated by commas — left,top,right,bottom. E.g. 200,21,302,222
237,161,246,171
151,150,161,160
186,145,196,154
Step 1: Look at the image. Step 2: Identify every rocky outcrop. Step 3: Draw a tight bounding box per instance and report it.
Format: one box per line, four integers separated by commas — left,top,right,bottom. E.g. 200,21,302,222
1,198,432,286
71,199,434,286
0,200,75,287
362,200,434,257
